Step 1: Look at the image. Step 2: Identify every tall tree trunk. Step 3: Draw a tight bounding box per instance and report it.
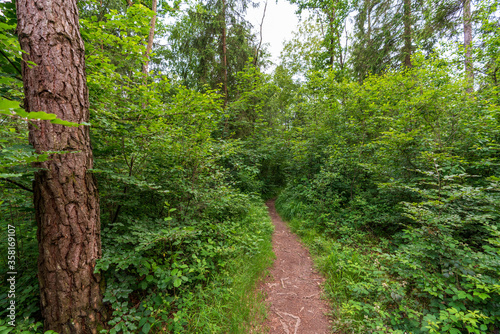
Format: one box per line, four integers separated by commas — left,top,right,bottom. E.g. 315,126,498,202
142,0,158,75
403,0,412,68
16,1,104,333
254,0,268,66
464,0,474,92
221,0,229,107
367,0,371,41
327,7,336,70
336,25,344,70
326,5,344,71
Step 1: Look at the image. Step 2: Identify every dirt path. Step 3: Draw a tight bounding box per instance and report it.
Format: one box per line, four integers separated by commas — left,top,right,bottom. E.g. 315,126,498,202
260,199,331,334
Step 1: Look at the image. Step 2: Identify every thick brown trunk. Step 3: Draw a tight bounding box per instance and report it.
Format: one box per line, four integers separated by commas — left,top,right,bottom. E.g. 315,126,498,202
221,0,228,107
403,0,412,68
464,0,474,92
16,0,104,333
142,0,158,75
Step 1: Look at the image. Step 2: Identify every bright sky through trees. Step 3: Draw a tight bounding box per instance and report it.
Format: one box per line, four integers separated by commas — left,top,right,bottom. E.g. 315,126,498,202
245,0,300,67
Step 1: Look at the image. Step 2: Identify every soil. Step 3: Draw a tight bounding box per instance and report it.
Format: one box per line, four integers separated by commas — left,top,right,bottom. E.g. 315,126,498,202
260,199,331,334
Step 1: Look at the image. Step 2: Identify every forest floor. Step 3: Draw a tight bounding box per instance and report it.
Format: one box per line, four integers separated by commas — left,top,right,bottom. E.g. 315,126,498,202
259,199,331,334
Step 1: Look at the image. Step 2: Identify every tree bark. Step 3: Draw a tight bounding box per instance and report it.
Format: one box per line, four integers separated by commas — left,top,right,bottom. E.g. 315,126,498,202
16,0,104,333
142,0,158,75
463,0,474,92
403,0,412,68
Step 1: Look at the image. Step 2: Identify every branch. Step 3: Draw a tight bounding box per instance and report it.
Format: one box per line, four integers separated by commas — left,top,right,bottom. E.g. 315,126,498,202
0,178,33,193
0,49,23,79
254,0,268,66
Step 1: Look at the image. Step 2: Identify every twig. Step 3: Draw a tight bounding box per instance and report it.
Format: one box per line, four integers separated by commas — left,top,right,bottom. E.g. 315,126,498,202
304,292,319,299
276,311,301,334
0,49,22,78
0,178,33,193
281,312,301,334
254,0,267,66
279,319,290,334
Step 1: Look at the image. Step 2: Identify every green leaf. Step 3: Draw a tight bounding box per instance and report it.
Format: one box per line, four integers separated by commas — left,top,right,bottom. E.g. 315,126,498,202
0,173,24,178
50,118,81,127
27,111,57,120
141,322,151,334
138,317,148,328
0,98,20,110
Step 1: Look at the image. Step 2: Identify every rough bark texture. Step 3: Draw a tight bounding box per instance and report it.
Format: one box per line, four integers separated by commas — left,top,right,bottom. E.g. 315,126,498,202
403,0,412,68
16,0,104,333
463,0,474,92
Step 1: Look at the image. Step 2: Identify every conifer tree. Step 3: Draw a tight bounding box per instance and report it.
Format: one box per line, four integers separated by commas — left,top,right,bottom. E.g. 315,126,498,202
16,0,104,332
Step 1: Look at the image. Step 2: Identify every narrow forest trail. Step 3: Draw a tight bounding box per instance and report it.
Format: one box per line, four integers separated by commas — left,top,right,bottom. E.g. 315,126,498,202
260,199,331,334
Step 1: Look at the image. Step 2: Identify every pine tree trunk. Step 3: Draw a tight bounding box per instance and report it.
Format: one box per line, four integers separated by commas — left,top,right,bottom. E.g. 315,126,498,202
221,0,229,106
16,0,104,333
464,0,474,92
142,0,158,75
403,0,412,68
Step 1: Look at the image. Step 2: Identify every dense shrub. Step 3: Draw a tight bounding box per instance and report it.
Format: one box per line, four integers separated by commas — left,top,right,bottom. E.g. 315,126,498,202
275,52,500,333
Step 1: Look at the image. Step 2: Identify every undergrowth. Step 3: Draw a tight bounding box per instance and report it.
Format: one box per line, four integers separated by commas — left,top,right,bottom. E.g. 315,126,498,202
0,199,274,334
276,185,500,334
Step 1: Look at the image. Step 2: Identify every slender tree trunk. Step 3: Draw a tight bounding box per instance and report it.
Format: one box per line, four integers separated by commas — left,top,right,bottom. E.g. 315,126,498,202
403,0,412,68
336,25,344,70
326,5,344,70
221,0,229,107
16,1,104,333
367,0,371,41
464,0,474,92
254,0,268,66
328,9,335,69
142,0,158,75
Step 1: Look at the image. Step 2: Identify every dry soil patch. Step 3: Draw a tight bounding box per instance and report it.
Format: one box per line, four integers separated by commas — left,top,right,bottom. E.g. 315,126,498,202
260,199,331,334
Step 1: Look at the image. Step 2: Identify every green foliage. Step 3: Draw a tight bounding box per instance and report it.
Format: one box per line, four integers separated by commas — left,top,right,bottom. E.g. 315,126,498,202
1,1,276,332
4,0,500,332
275,49,500,332
95,199,273,334
160,0,260,95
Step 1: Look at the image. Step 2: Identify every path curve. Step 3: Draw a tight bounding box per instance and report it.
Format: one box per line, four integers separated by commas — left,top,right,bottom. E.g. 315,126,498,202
261,199,331,334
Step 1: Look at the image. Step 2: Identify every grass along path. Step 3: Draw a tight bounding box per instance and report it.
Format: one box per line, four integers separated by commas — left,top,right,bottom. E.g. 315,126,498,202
260,199,331,334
